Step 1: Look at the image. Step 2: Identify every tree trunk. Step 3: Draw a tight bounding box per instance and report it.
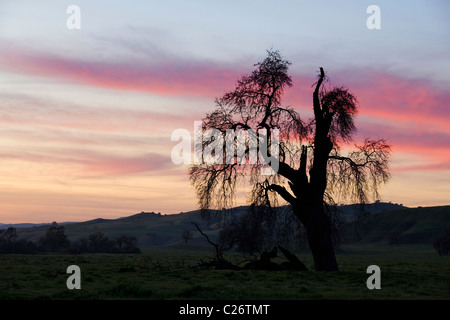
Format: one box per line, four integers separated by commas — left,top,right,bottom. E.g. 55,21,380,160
294,203,338,271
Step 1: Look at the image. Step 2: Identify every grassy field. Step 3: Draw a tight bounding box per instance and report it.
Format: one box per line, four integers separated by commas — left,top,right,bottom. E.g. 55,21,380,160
0,244,449,300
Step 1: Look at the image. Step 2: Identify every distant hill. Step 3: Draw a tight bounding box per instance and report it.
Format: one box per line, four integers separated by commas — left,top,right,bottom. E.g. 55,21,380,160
7,203,449,247
13,209,225,246
341,205,450,245
337,201,406,221
0,223,51,229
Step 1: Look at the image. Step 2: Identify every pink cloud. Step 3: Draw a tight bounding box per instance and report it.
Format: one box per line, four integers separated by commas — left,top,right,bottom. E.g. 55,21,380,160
2,44,448,128
2,45,449,174
284,70,450,133
284,68,450,173
357,121,450,172
333,69,450,133
0,44,238,98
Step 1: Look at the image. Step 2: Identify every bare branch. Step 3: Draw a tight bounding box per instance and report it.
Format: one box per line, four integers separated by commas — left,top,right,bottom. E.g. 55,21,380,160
191,222,222,260
327,138,391,204
313,67,325,121
267,184,296,205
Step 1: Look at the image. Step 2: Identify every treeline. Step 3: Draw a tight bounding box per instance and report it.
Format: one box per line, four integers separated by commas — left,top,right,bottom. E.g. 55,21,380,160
0,222,140,254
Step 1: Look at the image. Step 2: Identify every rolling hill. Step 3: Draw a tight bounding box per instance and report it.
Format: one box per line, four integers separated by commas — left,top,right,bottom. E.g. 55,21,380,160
341,205,450,245
14,210,203,246
7,203,450,247
13,207,248,246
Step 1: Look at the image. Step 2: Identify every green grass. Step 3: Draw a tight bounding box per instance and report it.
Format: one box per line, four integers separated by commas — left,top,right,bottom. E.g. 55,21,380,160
0,244,449,300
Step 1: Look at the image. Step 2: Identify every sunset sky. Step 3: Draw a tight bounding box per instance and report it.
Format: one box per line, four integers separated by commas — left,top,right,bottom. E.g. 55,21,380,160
0,1,449,223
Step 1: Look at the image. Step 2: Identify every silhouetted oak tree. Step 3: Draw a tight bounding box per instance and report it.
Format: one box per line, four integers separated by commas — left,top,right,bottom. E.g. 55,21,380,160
190,50,391,271
39,222,70,252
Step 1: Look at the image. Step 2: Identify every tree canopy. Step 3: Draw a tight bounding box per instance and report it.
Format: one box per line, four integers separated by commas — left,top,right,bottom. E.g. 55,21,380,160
190,50,391,271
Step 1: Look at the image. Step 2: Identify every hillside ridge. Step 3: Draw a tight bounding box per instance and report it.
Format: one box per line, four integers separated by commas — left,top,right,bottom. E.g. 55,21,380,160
4,203,449,247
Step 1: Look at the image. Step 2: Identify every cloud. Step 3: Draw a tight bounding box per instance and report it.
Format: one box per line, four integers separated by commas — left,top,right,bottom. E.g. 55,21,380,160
2,43,449,175
77,151,174,177
0,42,238,98
356,75,449,132
0,144,174,177
284,68,450,173
285,69,450,130
6,43,447,134
0,93,198,135
357,121,450,172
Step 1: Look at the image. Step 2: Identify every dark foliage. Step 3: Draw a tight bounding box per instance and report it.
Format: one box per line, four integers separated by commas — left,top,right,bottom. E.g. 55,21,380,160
0,227,37,253
181,230,193,244
0,224,140,254
39,222,70,252
433,228,450,256
70,232,140,254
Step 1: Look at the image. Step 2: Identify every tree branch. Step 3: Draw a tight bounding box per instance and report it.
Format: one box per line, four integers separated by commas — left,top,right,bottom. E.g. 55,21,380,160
299,145,308,184
191,222,222,260
267,184,296,204
328,155,360,166
277,161,298,182
313,67,325,121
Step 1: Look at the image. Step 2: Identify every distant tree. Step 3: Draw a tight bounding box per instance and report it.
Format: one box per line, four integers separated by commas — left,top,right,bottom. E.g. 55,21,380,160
69,234,140,254
88,232,114,253
0,227,37,253
433,228,450,256
115,235,140,253
70,237,89,254
181,230,193,245
39,222,70,252
190,50,391,271
0,227,18,243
